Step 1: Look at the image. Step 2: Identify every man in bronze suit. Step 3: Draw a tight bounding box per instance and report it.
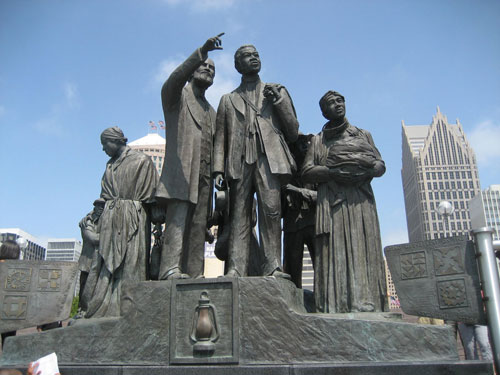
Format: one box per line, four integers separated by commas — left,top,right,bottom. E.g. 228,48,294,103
213,44,299,278
156,34,223,280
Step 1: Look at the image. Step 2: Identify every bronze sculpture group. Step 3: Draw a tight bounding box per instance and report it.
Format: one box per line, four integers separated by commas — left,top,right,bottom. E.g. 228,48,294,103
79,34,387,318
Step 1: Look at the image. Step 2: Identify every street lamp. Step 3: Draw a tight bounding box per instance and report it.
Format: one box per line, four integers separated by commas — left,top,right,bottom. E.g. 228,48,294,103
16,236,28,260
436,200,455,238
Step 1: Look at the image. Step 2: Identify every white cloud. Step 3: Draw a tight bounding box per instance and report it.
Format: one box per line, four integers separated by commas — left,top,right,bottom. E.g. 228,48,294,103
34,111,64,137
150,52,239,108
151,55,186,89
206,52,239,107
64,82,80,109
34,82,80,137
162,0,235,11
468,120,500,166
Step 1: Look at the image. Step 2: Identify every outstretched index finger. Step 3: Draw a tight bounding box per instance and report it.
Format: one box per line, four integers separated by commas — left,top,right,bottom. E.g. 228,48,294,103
216,32,225,38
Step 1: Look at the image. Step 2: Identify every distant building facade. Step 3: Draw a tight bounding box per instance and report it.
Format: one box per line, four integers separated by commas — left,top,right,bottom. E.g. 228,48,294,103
46,238,82,296
385,258,400,310
0,228,46,260
301,248,314,291
470,184,500,240
46,239,82,262
128,132,166,175
401,108,481,242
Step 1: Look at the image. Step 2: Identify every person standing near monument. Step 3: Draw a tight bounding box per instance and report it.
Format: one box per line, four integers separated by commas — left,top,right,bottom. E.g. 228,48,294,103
83,127,158,318
156,34,224,280
302,91,388,313
213,44,299,278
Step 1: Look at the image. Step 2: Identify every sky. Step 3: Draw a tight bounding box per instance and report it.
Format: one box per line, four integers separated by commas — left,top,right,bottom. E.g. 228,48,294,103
1,0,499,248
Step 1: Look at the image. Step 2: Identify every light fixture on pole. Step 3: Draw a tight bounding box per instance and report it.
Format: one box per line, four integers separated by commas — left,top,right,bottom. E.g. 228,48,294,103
436,200,455,238
16,236,28,260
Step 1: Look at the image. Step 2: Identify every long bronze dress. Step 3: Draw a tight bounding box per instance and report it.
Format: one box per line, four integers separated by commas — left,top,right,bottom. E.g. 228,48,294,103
302,121,388,313
83,147,158,318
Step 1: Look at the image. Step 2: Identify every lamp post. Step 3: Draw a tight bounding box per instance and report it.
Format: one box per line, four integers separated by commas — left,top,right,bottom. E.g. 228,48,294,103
436,200,455,238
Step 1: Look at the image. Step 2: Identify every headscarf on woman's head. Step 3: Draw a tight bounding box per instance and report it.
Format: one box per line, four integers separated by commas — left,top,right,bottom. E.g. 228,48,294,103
100,126,128,144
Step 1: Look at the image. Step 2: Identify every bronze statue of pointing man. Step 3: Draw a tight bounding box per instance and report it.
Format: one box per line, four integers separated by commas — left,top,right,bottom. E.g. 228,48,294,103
156,33,224,280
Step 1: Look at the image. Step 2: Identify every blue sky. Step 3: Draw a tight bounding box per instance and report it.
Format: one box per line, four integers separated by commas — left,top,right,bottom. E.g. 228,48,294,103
1,0,499,247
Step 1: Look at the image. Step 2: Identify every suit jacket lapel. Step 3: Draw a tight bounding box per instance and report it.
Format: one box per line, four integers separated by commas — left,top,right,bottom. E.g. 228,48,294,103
229,87,246,118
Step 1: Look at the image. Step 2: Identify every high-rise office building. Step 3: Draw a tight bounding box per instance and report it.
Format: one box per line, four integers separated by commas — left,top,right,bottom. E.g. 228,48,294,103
301,248,314,291
46,239,82,262
470,184,500,241
46,238,82,296
128,132,166,175
0,228,46,260
401,108,481,242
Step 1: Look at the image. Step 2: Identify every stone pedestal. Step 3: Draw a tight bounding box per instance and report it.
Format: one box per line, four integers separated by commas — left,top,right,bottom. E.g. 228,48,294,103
0,277,494,374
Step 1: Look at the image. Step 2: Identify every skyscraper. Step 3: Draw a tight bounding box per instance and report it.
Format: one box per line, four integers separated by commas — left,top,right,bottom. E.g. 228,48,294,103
401,107,481,242
470,184,500,241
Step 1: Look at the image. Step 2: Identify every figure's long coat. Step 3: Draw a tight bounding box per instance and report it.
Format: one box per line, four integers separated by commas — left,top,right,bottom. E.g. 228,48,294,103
213,83,298,180
156,48,216,205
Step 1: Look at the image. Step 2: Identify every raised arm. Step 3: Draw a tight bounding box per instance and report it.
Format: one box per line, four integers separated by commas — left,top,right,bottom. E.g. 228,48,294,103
161,33,224,110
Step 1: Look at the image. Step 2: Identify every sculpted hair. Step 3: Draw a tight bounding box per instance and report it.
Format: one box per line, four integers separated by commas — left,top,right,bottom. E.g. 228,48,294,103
234,44,256,74
0,240,21,260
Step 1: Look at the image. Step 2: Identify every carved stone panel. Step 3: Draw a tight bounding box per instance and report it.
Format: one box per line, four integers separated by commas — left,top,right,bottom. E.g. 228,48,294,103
38,269,62,291
385,236,485,324
0,260,78,333
169,278,239,364
5,268,32,292
400,251,427,279
1,295,28,320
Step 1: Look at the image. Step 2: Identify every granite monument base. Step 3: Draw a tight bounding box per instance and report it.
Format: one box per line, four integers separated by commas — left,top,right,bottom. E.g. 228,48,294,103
0,277,493,373
1,361,494,375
